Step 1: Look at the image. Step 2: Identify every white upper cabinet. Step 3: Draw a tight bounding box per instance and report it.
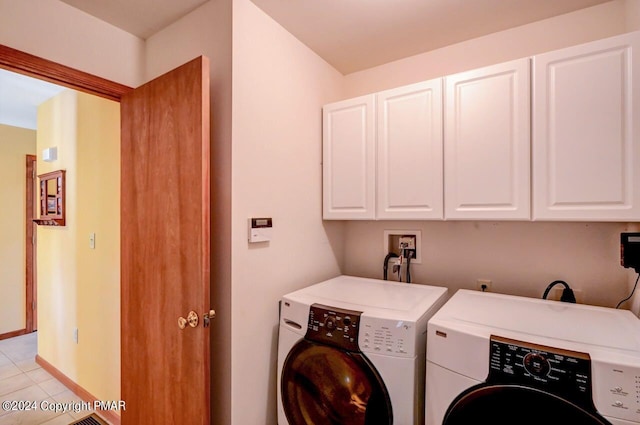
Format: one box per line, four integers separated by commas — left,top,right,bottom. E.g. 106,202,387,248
376,79,443,219
444,58,531,220
323,95,376,219
533,32,640,221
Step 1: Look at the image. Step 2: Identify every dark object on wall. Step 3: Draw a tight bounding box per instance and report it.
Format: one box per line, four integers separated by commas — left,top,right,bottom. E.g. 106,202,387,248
621,232,640,273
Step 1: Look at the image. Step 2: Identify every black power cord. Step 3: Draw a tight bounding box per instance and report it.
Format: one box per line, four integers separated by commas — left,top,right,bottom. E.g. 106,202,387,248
383,252,399,281
383,251,414,283
542,280,576,303
406,251,413,283
616,273,640,309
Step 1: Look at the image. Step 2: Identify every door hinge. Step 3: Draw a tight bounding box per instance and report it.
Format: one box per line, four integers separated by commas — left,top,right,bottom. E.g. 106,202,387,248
32,301,36,310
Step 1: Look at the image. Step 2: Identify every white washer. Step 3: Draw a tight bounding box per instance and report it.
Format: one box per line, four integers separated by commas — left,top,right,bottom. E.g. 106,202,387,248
277,275,448,425
426,290,640,425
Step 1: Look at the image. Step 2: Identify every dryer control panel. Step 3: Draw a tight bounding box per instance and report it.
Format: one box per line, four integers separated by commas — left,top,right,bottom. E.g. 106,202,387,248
488,335,596,412
305,304,362,352
593,360,640,422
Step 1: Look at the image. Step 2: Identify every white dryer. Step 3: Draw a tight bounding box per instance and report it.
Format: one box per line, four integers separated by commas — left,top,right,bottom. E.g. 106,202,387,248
426,290,640,425
277,275,447,425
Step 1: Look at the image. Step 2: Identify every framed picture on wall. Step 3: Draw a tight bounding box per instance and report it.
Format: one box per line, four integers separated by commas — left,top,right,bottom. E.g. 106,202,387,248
47,196,56,214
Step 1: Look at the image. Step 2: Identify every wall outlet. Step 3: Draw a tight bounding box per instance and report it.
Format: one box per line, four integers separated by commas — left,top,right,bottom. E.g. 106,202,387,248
89,233,96,249
73,328,78,344
398,235,416,250
476,279,492,292
548,287,584,304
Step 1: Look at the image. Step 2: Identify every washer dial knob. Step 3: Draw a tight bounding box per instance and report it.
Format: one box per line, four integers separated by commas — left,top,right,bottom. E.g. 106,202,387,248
524,353,551,377
324,317,336,331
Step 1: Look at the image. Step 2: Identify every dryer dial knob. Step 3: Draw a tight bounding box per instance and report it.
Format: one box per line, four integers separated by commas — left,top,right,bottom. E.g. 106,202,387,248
325,317,336,331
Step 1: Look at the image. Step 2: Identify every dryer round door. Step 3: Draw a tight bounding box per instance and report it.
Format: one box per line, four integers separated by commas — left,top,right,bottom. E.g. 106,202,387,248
443,384,611,425
281,339,392,425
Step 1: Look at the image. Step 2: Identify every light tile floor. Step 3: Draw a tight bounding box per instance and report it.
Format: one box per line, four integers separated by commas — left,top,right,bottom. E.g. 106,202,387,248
0,333,109,425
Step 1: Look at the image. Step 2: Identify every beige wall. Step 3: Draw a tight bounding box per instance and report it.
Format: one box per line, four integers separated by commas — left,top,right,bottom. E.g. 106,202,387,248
37,90,80,387
74,93,120,402
231,0,344,423
338,0,640,309
0,124,36,335
629,222,640,315
36,91,120,404
0,0,144,87
344,221,632,307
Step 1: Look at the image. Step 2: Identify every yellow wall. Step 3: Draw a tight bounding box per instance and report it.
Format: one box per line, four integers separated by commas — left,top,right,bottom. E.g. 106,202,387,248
0,124,36,335
36,90,120,403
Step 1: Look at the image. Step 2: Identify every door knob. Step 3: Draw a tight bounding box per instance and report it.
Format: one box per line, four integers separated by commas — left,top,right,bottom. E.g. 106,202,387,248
187,311,199,328
204,309,216,328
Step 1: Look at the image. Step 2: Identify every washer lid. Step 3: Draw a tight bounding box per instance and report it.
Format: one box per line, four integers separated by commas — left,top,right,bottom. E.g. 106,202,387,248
283,275,447,321
432,290,640,352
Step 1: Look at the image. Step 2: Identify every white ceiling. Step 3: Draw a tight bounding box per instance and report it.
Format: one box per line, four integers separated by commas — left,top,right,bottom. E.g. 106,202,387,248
0,69,66,130
60,0,612,74
59,0,210,40
250,0,613,74
2,0,614,130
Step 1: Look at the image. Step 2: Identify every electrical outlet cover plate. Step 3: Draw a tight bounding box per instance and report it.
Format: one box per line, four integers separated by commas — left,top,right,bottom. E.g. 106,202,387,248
549,287,584,304
476,279,492,292
399,235,416,250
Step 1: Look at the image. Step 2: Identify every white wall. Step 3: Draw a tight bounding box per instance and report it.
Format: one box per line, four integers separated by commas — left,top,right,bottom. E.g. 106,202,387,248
0,0,144,87
231,1,344,423
338,0,640,310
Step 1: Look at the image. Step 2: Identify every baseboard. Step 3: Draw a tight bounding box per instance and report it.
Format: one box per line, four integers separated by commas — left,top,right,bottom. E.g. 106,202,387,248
35,355,121,425
0,329,27,341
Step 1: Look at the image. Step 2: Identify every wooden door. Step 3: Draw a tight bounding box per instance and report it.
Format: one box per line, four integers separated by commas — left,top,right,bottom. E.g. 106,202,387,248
532,32,640,221
121,56,211,424
376,79,443,219
444,58,531,220
323,94,376,220
25,154,37,332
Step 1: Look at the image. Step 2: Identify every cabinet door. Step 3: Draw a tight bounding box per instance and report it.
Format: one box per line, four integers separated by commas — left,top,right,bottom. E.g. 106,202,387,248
444,58,531,220
533,32,640,221
323,95,375,219
377,79,443,219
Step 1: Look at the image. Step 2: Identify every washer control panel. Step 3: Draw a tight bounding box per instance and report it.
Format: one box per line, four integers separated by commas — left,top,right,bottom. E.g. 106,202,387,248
305,304,362,352
488,335,595,412
359,316,416,358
